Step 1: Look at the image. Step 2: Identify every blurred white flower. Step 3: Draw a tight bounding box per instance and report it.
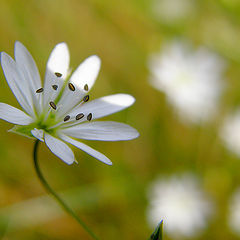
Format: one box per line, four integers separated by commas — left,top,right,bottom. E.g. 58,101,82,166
220,111,240,156
152,0,196,24
146,174,213,238
149,41,225,124
228,188,240,235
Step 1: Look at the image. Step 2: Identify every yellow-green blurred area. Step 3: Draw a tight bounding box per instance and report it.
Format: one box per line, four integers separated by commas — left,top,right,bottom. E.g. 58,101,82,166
0,0,240,239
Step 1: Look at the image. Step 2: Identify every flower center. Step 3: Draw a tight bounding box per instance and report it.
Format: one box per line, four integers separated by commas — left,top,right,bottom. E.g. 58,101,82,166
35,72,93,133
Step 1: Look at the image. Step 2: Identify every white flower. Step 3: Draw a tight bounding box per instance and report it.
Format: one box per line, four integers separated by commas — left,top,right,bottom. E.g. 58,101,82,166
146,174,213,238
149,41,225,124
220,111,240,156
152,0,196,24
228,188,240,235
0,42,139,165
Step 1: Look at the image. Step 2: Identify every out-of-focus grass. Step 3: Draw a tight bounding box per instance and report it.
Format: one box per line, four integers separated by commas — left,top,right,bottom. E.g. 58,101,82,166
0,0,240,239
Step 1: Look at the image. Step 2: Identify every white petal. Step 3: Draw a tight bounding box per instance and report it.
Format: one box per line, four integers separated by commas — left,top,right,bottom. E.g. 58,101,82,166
56,55,101,116
70,55,101,91
60,134,112,165
43,43,70,107
31,128,44,142
44,133,75,165
14,41,42,114
61,121,139,141
1,52,35,116
68,94,135,121
0,102,33,125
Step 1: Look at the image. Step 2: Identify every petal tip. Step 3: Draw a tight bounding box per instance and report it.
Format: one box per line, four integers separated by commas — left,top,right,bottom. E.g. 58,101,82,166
88,55,101,66
14,41,29,58
113,94,135,107
1,52,14,69
125,94,135,105
132,128,140,139
66,160,75,165
101,158,113,165
135,131,140,139
14,40,23,49
45,133,75,165
0,52,3,63
1,52,8,62
55,42,69,51
127,127,140,140
106,161,113,166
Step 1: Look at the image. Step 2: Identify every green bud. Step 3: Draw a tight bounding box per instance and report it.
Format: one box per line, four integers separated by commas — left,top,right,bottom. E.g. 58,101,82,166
149,220,163,240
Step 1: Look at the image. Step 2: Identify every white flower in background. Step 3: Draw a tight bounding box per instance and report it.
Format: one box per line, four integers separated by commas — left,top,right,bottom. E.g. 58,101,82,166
0,42,139,165
228,188,240,235
146,174,213,238
152,0,196,24
220,111,240,156
149,41,225,124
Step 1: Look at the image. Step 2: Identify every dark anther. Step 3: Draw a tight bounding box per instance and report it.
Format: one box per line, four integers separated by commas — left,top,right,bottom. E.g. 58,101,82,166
49,101,57,110
52,85,58,90
87,113,92,121
64,115,70,122
76,113,84,120
55,72,62,77
36,88,43,93
83,95,89,102
68,83,75,91
84,84,89,91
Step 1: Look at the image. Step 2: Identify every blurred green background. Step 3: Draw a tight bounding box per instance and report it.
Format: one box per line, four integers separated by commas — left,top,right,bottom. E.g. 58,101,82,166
0,0,240,239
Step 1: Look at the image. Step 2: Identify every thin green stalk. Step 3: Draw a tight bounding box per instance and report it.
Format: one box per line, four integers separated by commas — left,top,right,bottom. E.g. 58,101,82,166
33,140,99,240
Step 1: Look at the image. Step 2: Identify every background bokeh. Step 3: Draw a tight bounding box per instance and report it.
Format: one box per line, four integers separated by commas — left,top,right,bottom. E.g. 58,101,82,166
0,0,240,239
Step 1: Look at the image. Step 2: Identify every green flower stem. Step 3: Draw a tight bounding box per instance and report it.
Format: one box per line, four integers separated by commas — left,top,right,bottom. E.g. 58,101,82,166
33,140,99,240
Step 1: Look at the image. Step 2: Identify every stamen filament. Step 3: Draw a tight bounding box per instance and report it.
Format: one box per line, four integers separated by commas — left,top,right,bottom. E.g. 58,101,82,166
47,117,80,130
42,107,55,123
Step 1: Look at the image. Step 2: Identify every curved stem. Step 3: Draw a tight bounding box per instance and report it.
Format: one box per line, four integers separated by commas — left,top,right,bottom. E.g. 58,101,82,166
33,140,99,240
